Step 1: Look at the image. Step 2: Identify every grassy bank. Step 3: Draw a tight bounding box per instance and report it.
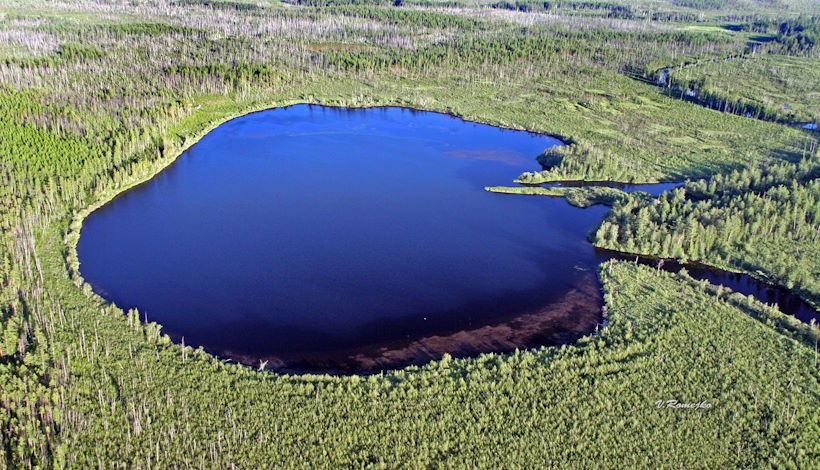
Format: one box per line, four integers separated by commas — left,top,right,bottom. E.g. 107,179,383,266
485,185,632,207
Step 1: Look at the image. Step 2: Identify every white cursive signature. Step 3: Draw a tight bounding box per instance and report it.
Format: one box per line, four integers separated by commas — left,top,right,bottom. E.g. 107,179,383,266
655,400,713,410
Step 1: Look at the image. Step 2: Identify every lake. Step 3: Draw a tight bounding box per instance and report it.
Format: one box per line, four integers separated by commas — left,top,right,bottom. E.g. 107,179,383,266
77,105,816,373
78,105,613,372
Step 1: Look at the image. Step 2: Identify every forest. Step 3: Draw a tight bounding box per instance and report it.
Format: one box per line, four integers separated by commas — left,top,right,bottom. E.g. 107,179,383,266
594,151,820,307
649,53,819,123
0,0,819,467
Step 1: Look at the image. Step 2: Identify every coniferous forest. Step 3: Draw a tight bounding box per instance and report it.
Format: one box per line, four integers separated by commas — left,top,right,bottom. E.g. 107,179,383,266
0,0,819,467
594,153,820,307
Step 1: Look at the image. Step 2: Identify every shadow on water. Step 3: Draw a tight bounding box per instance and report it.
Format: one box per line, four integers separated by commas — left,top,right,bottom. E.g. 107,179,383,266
77,105,818,375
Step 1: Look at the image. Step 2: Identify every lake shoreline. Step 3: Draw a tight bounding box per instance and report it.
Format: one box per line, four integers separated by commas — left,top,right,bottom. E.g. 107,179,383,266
66,103,817,377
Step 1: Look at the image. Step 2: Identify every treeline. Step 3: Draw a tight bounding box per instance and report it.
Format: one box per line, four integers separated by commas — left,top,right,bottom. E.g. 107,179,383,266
490,0,635,18
171,0,265,12
294,0,465,7
671,0,732,10
656,72,790,122
517,142,647,183
326,4,487,29
0,87,185,465
727,15,818,53
165,63,282,89
292,0,466,7
103,21,202,38
3,43,106,69
292,0,655,17
316,26,742,74
488,0,767,21
645,52,820,125
775,15,819,53
594,150,820,307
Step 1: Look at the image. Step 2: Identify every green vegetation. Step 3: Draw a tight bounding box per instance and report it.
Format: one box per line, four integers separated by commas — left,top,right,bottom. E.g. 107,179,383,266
485,184,635,207
594,150,820,308
0,0,818,466
659,54,820,124
27,241,820,466
774,15,820,53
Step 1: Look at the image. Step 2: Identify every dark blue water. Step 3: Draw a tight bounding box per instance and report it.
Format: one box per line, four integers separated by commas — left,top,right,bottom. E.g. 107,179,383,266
78,105,610,372
78,105,817,373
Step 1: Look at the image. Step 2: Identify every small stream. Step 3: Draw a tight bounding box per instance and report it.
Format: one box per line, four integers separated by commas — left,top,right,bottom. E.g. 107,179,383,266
598,249,817,323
